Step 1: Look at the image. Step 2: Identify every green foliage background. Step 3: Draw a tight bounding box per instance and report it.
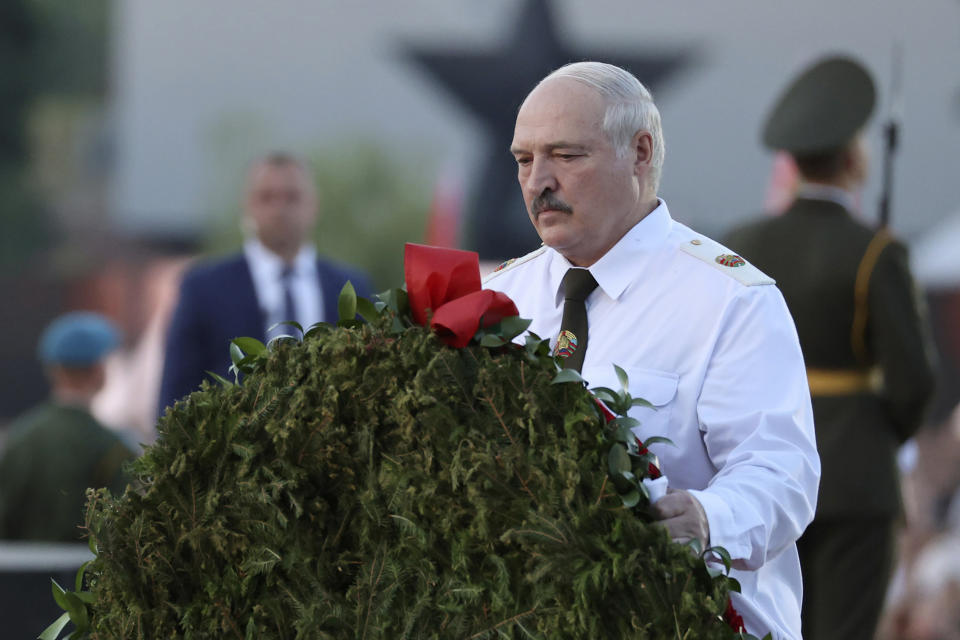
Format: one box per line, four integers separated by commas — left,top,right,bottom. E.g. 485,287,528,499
0,0,111,269
79,304,740,639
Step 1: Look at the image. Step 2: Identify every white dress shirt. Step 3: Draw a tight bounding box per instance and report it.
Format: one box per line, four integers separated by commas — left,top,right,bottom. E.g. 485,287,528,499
244,239,324,339
483,200,820,640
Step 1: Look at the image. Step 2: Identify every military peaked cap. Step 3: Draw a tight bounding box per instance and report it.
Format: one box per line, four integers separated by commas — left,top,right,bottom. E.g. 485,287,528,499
762,55,876,154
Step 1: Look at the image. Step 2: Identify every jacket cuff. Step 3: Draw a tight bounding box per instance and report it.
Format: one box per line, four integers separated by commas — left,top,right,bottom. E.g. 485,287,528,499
686,488,753,565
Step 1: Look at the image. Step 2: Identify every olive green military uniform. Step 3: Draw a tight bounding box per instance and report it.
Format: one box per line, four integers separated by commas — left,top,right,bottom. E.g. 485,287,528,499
725,54,936,639
725,196,935,639
0,402,134,542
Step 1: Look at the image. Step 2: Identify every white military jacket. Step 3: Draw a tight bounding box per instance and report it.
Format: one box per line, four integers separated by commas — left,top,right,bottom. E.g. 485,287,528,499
483,200,820,640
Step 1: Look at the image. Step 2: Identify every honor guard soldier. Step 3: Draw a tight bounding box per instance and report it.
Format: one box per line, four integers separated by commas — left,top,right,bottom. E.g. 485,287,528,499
724,55,936,640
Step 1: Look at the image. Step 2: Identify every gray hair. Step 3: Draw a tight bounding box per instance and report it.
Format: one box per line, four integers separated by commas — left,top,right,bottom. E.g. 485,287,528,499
540,61,665,191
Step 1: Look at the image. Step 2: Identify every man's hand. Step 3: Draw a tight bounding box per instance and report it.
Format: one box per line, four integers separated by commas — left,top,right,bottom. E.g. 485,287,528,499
652,488,710,548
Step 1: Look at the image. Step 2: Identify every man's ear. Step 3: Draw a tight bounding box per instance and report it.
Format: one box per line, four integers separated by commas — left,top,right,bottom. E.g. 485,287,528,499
632,130,654,175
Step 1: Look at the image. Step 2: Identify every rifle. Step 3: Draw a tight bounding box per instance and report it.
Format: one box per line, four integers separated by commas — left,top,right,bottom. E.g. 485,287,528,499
878,43,903,228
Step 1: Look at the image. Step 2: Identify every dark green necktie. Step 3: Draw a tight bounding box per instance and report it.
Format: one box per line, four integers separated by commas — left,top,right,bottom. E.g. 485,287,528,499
557,268,598,373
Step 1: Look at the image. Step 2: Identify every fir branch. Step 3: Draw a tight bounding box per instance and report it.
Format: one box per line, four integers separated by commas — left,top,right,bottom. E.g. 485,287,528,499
74,306,738,639
480,391,516,447
467,606,539,639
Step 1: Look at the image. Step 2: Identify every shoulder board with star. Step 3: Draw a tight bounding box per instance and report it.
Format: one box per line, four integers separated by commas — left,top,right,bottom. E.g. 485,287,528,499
482,246,549,284
678,237,775,286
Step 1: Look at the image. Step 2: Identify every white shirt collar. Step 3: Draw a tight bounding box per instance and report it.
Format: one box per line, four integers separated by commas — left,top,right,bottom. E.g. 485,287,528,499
243,238,322,335
244,237,316,279
548,198,673,305
796,183,857,212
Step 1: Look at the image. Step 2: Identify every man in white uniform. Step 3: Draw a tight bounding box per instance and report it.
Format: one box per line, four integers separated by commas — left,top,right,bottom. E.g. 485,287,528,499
483,61,820,639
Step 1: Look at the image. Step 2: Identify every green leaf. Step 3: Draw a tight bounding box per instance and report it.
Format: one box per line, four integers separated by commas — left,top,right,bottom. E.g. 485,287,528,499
643,436,676,449
592,388,618,407
703,545,733,573
303,322,334,340
38,612,70,640
591,386,629,414
522,333,551,361
375,288,409,316
205,371,235,389
631,397,654,408
621,489,641,508
685,538,703,556
636,452,660,475
607,443,631,476
636,478,651,503
233,354,258,375
613,423,636,445
591,386,618,399
74,560,90,593
231,336,267,356
356,297,381,324
614,364,630,393
337,281,358,324
610,416,641,431
374,288,397,311
63,590,89,630
73,591,95,604
51,579,68,611
727,577,742,593
497,316,532,341
480,334,506,348
551,369,585,385
611,469,635,493
229,342,245,367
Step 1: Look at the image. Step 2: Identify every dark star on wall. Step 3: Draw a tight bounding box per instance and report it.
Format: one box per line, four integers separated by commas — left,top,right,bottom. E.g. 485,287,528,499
407,0,696,261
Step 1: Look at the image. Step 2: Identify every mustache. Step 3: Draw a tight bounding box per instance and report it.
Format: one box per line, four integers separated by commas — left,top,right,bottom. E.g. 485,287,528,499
532,192,573,216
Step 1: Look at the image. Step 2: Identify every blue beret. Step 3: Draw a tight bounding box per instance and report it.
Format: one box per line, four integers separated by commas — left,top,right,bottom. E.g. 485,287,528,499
38,312,121,366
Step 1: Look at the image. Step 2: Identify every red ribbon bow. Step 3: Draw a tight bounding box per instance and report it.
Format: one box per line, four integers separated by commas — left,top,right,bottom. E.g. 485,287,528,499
404,243,519,348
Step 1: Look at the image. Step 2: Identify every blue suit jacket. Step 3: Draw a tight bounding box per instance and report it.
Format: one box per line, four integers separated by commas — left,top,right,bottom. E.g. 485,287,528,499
158,253,373,415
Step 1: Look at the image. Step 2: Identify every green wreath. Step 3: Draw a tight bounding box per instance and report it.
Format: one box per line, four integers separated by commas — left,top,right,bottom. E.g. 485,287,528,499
44,247,762,640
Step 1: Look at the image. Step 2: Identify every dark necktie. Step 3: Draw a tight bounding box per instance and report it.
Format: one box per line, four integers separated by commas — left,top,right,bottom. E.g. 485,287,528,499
557,268,598,373
280,265,298,330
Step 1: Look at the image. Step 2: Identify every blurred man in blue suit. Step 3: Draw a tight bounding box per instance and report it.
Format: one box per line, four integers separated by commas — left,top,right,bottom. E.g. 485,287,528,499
158,152,373,414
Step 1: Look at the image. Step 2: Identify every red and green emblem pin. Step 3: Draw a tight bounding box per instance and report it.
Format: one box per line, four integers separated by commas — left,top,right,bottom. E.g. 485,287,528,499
715,254,746,268
554,330,578,359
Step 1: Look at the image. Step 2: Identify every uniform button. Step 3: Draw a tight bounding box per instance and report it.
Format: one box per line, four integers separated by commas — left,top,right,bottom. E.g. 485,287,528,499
691,239,702,245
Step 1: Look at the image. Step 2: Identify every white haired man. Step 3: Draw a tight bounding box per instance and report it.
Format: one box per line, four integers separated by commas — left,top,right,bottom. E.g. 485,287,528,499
483,61,820,639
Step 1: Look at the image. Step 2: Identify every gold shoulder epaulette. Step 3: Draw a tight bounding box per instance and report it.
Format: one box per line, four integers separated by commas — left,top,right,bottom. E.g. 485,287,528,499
482,246,548,284
678,237,775,287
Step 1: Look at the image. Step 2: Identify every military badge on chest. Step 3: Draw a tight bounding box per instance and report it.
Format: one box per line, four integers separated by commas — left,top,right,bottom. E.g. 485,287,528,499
554,329,579,359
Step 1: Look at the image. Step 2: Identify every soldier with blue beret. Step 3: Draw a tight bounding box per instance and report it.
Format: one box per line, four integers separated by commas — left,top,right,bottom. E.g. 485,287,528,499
0,312,136,542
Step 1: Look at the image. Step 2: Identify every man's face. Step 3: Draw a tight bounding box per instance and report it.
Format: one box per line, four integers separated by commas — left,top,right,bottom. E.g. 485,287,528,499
244,162,317,258
511,78,649,267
